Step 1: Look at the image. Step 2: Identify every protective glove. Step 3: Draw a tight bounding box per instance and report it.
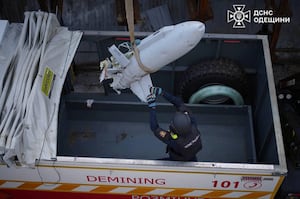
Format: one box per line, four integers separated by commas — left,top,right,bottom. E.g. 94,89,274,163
146,94,156,108
150,87,162,96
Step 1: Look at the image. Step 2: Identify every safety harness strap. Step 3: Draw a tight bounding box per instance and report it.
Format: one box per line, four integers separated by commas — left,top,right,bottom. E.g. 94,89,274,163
125,0,154,73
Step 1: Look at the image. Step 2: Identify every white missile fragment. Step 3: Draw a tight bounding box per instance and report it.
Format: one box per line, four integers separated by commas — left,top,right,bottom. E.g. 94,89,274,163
99,21,205,102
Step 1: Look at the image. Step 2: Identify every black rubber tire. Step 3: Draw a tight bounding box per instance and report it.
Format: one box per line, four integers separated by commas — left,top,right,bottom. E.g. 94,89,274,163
178,58,248,104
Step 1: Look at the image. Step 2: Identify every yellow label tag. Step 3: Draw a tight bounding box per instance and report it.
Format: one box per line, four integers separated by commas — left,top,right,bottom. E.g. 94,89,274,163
170,133,178,140
41,67,55,97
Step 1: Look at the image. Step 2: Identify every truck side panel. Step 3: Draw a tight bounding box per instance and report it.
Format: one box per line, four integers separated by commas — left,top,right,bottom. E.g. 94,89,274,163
0,162,284,199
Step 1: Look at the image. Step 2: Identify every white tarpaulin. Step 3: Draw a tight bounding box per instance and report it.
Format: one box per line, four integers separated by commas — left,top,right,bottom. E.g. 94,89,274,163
0,11,82,166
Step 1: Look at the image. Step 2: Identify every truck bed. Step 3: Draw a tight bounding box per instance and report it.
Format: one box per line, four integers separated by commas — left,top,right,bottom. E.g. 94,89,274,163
58,93,256,163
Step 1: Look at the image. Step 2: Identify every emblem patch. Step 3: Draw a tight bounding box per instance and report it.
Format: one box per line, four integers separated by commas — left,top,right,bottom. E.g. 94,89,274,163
159,130,167,138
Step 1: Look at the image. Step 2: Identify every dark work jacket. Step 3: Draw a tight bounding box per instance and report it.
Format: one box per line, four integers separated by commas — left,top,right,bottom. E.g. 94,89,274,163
149,91,202,161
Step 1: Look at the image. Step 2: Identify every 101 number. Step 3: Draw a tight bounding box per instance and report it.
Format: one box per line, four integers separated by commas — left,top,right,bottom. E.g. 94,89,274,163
212,180,240,189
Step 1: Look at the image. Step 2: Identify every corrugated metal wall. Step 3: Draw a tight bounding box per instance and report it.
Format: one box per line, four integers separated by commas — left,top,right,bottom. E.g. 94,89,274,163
1,0,299,71
61,0,189,31
62,0,119,30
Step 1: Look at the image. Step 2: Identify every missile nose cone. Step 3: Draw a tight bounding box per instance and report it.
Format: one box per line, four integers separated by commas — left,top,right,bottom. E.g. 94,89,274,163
194,22,205,34
187,21,205,36
182,21,205,47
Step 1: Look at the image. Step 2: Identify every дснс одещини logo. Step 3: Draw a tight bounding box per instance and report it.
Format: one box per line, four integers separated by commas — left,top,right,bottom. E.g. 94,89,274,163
227,4,251,28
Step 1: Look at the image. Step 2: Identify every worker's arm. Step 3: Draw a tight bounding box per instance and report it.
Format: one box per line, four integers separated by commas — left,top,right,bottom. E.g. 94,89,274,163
150,87,198,125
150,86,183,109
149,107,159,132
147,94,172,144
161,90,184,110
149,108,172,144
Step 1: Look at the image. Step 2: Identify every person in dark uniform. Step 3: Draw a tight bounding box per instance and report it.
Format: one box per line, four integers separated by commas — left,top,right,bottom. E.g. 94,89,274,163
146,87,202,161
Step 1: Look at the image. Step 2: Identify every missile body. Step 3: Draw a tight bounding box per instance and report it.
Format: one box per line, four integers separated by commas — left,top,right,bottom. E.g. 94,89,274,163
100,21,205,101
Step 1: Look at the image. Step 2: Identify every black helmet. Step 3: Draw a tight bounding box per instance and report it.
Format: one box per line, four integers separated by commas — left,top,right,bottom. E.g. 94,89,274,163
169,111,192,136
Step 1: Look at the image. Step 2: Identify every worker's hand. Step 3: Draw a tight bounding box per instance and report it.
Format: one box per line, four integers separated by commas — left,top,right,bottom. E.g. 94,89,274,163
147,94,156,108
150,87,162,96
